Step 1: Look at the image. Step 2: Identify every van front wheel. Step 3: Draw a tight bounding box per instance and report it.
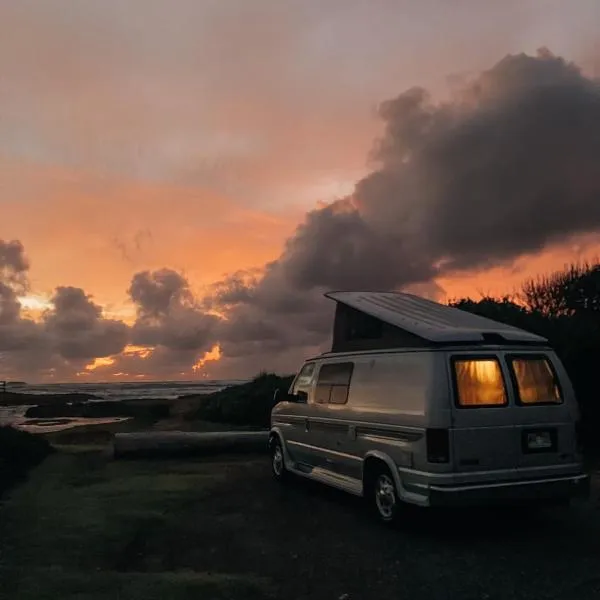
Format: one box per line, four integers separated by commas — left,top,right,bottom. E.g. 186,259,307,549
371,467,400,524
270,438,288,482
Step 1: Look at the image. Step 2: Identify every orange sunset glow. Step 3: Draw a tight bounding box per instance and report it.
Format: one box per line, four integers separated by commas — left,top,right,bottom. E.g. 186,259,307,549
1,1,600,383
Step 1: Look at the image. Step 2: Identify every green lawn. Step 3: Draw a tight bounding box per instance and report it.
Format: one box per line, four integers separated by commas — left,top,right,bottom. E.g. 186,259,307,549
0,451,273,600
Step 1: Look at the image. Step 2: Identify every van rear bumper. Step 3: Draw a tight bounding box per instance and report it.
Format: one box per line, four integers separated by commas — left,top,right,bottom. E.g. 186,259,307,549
427,473,590,507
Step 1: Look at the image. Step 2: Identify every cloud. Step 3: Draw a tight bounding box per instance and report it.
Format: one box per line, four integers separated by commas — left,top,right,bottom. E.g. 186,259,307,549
0,239,29,292
43,287,129,360
198,49,600,375
302,50,600,284
128,268,218,353
0,244,130,378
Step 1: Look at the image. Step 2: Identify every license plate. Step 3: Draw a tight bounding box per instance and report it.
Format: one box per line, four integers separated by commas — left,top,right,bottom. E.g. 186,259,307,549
527,431,552,449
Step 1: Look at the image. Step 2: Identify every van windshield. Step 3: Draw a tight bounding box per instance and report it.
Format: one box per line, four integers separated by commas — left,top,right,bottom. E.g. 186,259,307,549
509,356,563,405
453,358,507,407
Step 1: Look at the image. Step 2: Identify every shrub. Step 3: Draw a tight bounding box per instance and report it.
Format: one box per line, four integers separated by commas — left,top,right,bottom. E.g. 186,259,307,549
187,372,295,428
0,426,54,496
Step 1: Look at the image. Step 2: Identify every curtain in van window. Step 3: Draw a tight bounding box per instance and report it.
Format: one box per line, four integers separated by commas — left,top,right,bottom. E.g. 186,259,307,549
511,358,562,404
454,359,507,406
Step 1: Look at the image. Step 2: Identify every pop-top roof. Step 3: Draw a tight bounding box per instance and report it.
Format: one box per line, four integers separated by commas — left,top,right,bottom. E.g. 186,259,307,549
324,291,547,344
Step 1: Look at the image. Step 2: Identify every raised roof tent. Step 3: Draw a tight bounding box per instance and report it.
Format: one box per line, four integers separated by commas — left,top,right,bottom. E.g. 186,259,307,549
324,291,547,352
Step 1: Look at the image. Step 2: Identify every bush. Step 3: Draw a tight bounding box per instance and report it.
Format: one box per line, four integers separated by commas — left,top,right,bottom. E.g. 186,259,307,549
187,372,295,428
25,400,170,420
0,426,54,496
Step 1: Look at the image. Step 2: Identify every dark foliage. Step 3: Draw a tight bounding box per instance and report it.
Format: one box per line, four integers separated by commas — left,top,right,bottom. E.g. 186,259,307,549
25,400,170,420
0,426,54,496
187,372,295,428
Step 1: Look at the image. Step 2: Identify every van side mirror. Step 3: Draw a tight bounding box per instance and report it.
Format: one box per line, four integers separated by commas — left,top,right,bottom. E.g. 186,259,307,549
295,390,308,403
274,389,308,404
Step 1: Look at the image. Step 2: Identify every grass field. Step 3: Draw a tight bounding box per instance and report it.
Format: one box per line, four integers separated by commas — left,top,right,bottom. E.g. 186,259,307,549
0,451,274,600
1,447,599,600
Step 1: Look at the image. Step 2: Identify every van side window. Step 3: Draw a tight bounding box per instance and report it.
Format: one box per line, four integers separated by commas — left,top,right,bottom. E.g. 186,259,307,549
508,356,563,405
452,357,507,407
292,363,316,394
315,362,354,405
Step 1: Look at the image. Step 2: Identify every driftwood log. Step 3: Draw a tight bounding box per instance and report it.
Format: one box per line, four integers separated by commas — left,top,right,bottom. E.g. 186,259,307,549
113,430,269,459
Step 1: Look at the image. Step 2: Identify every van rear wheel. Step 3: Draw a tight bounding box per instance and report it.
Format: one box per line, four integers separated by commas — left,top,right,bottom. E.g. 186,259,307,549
370,465,400,524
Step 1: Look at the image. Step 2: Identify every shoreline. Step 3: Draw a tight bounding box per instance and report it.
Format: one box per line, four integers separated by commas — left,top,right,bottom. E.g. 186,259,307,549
0,391,101,407
0,373,292,442
0,392,194,438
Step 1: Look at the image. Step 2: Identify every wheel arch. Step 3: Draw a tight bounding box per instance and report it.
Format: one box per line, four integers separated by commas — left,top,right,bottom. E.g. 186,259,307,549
362,450,405,498
268,427,293,466
268,428,282,448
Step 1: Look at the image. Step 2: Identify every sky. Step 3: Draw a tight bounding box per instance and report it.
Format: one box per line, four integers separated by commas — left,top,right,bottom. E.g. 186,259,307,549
1,0,600,382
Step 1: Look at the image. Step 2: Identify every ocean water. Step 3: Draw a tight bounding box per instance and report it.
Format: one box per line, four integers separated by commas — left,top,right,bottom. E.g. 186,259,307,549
0,379,247,433
2,379,247,402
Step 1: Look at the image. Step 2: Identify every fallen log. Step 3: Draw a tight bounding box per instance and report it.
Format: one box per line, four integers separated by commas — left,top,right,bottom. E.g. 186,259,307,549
113,430,269,459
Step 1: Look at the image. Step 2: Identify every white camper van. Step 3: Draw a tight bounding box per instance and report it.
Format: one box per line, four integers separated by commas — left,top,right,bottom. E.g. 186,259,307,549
269,291,589,522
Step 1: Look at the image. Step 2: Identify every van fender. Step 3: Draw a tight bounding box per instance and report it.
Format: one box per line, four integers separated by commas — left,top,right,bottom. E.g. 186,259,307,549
362,450,411,502
268,427,293,469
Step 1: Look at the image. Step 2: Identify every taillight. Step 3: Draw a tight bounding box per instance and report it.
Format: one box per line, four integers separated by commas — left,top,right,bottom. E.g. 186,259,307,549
426,428,450,463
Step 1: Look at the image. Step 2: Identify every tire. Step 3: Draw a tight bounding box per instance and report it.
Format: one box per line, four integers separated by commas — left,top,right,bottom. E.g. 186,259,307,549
270,437,288,482
369,464,401,524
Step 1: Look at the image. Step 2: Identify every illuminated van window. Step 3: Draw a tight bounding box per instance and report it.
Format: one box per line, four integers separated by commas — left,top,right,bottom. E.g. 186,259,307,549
453,358,507,407
510,357,562,405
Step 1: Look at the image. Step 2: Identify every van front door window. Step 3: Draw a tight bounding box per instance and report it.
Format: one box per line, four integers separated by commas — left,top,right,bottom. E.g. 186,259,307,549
292,363,315,394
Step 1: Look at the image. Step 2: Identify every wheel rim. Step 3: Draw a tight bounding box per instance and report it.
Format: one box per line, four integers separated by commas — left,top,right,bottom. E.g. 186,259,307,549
375,474,396,519
272,445,284,476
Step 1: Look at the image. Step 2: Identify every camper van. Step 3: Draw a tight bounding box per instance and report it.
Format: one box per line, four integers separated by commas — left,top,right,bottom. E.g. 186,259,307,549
269,291,589,522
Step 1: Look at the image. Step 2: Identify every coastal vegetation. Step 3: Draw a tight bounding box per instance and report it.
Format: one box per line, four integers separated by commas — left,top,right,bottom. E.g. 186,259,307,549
184,372,294,428
0,452,274,599
0,426,54,497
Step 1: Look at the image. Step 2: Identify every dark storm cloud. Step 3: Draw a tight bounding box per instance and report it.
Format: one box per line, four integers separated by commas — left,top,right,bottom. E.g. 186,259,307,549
0,283,41,352
128,269,193,318
0,282,21,325
129,268,218,353
43,287,129,360
0,239,29,291
0,242,130,376
367,50,600,270
351,49,600,279
205,50,600,369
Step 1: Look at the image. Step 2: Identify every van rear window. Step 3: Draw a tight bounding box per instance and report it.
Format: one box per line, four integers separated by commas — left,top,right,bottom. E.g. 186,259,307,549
509,356,562,405
453,358,507,407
